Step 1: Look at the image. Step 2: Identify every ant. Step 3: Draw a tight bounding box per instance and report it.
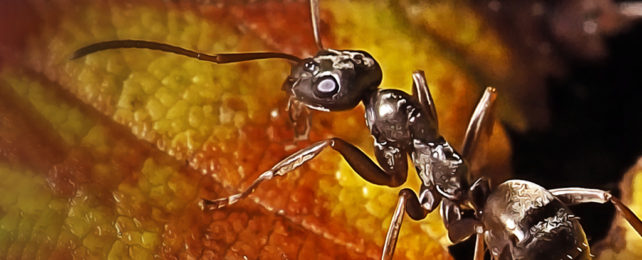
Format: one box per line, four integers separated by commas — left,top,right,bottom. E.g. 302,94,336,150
72,0,642,259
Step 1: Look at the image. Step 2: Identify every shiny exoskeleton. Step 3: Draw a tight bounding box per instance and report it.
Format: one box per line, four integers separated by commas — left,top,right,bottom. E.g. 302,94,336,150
483,181,590,260
71,0,642,259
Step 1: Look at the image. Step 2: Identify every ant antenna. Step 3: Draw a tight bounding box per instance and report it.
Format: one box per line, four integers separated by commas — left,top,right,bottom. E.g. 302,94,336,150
70,40,302,63
309,0,324,50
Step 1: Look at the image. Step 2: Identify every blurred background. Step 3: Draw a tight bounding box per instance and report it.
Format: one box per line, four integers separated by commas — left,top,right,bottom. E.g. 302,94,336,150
1,0,642,259
452,0,642,258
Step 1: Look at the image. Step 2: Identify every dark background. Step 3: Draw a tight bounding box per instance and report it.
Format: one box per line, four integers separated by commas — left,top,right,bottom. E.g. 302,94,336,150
511,15,642,242
450,4,642,259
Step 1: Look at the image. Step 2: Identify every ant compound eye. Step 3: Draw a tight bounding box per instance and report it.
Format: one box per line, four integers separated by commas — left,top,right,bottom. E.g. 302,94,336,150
314,76,339,98
304,61,318,72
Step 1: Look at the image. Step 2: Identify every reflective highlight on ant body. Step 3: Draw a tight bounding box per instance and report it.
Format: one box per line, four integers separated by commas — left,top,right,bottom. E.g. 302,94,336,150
72,0,642,259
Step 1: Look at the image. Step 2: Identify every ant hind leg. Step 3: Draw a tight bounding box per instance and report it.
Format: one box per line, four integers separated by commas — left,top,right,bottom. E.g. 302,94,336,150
550,187,642,237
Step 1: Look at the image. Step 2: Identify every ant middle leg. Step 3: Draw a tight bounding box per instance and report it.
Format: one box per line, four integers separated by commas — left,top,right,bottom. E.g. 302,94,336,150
200,137,408,210
550,187,642,236
460,86,497,260
461,86,498,167
382,187,440,260
411,70,438,127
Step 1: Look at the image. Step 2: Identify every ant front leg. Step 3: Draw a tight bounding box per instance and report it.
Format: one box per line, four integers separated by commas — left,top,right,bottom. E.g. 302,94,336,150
382,186,440,260
287,97,311,141
201,138,408,210
550,187,642,236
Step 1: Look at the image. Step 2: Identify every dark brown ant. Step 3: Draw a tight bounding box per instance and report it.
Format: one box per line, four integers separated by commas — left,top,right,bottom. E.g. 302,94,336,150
71,0,642,259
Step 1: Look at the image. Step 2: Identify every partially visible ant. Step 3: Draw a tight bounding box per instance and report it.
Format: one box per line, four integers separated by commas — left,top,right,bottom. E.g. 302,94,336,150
72,0,642,259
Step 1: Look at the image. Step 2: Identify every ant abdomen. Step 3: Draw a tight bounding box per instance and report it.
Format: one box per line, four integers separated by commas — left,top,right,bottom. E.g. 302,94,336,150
483,180,590,260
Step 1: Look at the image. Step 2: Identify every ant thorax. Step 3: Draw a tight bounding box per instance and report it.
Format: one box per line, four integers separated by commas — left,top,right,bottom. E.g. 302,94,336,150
363,88,468,200
412,139,468,200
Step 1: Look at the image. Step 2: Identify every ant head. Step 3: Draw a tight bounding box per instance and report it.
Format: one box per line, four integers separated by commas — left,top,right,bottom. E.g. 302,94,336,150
283,49,382,111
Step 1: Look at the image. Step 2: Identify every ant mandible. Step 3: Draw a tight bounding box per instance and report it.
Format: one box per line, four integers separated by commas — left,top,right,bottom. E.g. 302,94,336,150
72,0,642,259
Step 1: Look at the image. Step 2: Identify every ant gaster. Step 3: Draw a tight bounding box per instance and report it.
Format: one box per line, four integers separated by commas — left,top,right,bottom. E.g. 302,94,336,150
72,0,642,259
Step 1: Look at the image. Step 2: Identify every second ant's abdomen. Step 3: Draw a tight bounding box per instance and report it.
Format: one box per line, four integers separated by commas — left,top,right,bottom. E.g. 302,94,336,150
482,180,591,260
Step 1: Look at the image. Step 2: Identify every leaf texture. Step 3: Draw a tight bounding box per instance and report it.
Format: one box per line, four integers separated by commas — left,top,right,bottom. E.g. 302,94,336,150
0,0,514,259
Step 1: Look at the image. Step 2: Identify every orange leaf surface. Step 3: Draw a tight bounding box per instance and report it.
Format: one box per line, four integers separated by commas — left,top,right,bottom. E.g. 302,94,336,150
0,0,513,259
